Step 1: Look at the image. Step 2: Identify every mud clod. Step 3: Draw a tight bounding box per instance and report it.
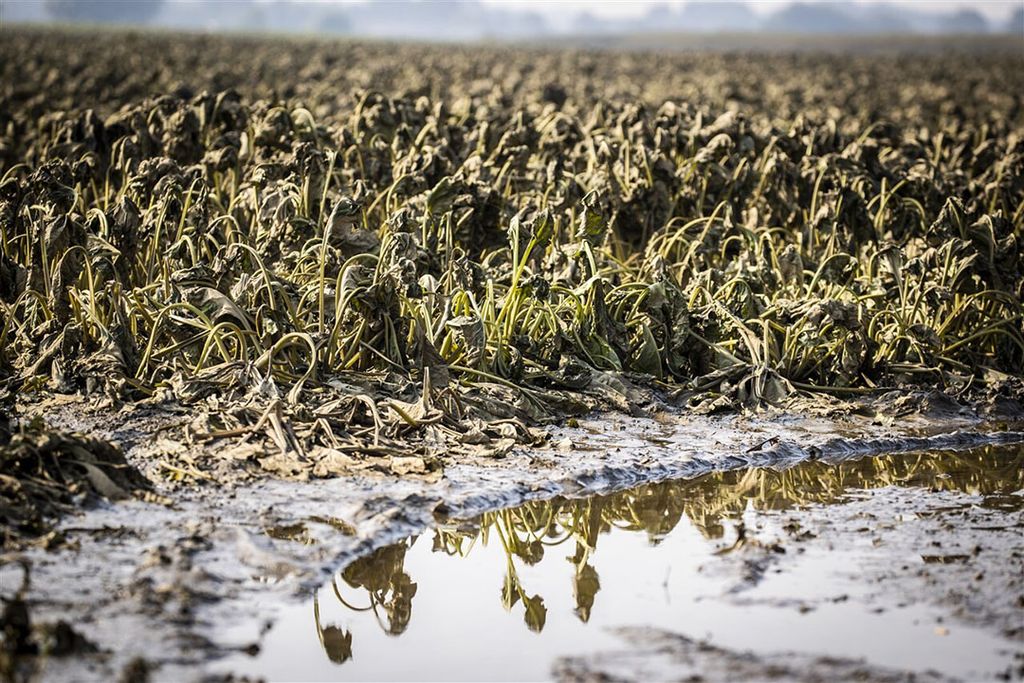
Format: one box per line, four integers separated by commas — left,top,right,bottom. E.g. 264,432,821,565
0,420,150,544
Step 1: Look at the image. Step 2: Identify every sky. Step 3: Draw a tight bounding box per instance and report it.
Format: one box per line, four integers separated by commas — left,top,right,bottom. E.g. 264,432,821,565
4,0,1021,36
479,0,1022,25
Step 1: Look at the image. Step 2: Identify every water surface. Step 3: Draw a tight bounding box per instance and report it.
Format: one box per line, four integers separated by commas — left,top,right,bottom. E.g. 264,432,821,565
223,445,1024,681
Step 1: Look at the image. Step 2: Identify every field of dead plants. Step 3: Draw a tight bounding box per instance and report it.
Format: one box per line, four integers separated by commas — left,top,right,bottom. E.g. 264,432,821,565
0,29,1019,540
1,29,1023,537
1,27,1023,683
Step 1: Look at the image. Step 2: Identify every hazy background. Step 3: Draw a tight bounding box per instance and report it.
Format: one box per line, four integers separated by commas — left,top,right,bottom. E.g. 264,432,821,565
2,0,1022,40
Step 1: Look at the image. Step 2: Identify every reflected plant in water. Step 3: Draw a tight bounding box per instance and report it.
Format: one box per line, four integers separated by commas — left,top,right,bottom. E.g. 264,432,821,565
310,541,418,664
522,594,547,633
317,444,1022,656
569,544,601,623
489,508,550,632
312,594,353,665
340,541,418,637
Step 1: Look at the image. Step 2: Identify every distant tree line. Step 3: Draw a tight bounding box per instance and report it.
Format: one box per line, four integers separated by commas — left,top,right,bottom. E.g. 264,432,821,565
45,0,166,24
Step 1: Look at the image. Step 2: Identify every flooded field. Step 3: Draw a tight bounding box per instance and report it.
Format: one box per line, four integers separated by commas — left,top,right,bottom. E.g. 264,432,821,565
2,25,1023,682
218,445,1024,682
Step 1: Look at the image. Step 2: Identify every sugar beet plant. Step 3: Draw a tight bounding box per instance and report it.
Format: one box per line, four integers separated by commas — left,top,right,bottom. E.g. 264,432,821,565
0,30,1022,472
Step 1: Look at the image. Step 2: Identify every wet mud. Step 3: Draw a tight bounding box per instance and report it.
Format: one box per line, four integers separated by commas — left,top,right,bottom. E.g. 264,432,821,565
222,443,1024,682
2,402,1023,681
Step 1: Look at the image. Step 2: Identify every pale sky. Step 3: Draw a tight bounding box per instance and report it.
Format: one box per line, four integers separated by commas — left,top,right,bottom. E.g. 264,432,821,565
479,1,1021,24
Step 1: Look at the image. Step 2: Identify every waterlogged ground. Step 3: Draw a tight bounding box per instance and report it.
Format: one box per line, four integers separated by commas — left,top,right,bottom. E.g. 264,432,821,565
2,27,1024,683
2,410,1023,682
215,445,1024,682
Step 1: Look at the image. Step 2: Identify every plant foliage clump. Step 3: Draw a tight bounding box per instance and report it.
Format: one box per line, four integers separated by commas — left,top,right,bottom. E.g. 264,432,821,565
0,30,1022,472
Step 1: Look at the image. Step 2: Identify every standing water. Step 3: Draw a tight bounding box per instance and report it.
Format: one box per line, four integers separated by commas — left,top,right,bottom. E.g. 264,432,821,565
220,445,1024,681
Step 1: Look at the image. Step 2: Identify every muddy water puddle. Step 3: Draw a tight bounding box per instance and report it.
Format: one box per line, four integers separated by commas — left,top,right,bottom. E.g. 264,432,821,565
218,445,1024,682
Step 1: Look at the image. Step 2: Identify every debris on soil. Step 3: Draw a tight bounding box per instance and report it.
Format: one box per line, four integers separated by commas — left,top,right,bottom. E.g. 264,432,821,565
552,627,951,683
0,419,154,544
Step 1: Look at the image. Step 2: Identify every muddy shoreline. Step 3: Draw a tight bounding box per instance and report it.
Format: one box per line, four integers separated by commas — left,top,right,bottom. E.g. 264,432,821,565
2,392,1023,681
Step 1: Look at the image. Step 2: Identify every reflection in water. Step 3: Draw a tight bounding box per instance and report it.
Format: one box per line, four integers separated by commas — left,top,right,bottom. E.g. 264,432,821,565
317,539,418,658
339,541,418,636
313,595,352,664
310,444,1022,666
